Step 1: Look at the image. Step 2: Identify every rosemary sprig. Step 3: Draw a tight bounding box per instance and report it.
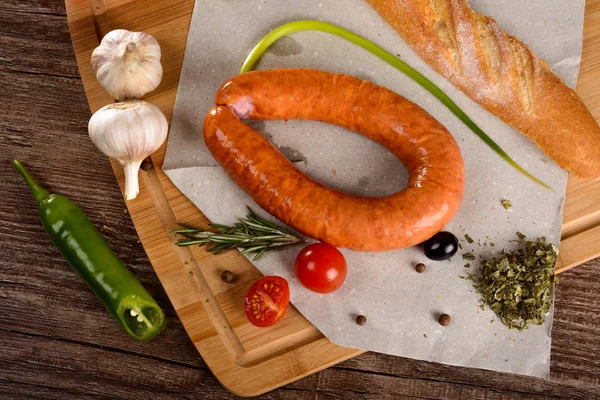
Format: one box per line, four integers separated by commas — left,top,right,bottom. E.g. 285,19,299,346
172,208,305,260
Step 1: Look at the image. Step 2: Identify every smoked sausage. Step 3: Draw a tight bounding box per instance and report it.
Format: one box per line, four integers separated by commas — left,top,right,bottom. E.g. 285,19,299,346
204,68,465,251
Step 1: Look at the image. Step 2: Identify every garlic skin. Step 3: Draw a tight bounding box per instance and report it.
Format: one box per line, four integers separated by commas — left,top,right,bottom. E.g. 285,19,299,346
91,29,163,101
88,100,168,200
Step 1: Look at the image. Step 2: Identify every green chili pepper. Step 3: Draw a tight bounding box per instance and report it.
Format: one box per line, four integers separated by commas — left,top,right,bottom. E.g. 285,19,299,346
240,20,551,190
13,160,166,342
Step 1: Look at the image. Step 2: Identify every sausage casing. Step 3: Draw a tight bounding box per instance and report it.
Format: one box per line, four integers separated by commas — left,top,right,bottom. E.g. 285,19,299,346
204,68,465,251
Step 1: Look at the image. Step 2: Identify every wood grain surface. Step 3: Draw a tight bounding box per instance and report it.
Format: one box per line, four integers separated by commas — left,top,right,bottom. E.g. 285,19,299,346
1,1,599,399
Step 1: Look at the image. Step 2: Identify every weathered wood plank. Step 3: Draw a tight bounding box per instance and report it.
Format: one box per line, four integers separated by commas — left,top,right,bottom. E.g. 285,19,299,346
550,262,600,387
0,380,111,400
5,328,599,400
294,368,566,400
0,11,77,77
336,352,599,400
0,331,207,396
0,0,65,15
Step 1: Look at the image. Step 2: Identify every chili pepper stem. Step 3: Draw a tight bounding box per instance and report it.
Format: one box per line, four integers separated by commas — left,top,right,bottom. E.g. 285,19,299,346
12,160,50,204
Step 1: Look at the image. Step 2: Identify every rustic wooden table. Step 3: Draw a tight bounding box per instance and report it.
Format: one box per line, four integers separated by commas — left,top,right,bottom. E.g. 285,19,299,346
1,1,599,399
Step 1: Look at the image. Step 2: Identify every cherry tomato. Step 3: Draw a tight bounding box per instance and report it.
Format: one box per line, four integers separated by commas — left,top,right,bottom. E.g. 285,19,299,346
244,276,290,327
294,243,347,293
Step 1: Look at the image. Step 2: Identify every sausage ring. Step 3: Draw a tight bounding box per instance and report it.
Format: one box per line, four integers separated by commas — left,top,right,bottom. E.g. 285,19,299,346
203,68,465,251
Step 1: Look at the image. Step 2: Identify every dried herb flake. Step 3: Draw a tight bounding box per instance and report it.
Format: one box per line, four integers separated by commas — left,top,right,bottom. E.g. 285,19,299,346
475,238,557,330
465,234,474,244
502,199,512,209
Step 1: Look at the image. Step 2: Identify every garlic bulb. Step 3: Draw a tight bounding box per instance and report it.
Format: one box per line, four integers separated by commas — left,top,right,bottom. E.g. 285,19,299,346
91,29,163,101
88,100,168,200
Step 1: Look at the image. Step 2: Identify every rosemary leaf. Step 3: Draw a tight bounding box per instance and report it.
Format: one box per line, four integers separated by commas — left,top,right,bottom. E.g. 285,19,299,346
238,245,268,255
173,208,305,260
171,228,204,234
175,239,210,246
176,222,201,230
253,248,268,261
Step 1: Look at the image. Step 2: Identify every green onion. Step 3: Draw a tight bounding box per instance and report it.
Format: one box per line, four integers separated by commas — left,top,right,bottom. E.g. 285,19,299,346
240,20,551,190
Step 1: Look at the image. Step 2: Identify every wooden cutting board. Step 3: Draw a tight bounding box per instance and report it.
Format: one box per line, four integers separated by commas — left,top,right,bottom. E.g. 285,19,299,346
65,0,600,396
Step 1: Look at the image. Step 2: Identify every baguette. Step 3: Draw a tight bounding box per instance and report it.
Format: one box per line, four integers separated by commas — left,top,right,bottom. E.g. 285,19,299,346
367,0,600,179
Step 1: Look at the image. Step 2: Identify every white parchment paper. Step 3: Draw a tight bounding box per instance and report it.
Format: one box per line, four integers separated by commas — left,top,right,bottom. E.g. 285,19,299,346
163,0,585,378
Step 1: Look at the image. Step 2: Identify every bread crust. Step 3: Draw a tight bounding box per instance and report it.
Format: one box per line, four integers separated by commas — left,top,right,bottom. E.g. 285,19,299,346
367,0,600,179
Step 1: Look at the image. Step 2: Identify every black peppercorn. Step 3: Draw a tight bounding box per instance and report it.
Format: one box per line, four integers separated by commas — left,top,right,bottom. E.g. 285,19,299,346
438,313,451,326
221,270,235,283
356,315,367,326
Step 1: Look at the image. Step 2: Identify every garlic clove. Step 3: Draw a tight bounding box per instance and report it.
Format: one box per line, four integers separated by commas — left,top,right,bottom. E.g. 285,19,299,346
91,29,163,101
88,100,168,200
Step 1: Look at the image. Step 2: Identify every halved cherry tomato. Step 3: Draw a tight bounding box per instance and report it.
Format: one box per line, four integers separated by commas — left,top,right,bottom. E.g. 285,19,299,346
244,276,290,327
295,243,347,293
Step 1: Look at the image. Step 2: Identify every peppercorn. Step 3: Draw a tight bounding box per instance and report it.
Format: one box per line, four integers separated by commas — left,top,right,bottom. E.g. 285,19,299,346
415,263,426,273
438,313,451,326
221,270,235,283
356,315,367,326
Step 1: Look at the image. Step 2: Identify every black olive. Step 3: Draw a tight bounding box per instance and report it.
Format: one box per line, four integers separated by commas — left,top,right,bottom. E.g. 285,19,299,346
423,231,458,261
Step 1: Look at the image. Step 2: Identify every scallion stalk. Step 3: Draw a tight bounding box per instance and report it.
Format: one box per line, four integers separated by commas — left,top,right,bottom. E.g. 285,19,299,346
240,20,551,190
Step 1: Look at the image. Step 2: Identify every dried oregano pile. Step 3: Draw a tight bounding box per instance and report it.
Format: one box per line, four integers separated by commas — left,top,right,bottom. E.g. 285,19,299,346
475,237,557,330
